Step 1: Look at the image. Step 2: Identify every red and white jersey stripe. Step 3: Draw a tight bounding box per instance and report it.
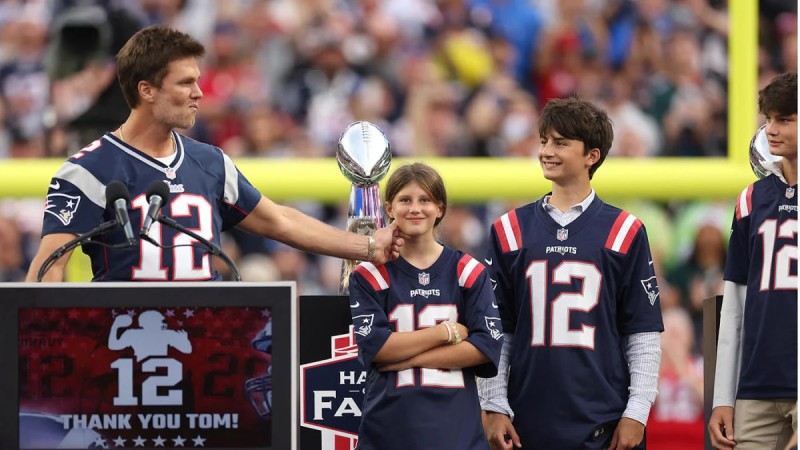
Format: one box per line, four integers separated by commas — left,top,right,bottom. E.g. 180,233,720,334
604,211,643,255
734,184,754,220
354,262,390,291
493,210,523,253
457,254,485,289
320,431,357,450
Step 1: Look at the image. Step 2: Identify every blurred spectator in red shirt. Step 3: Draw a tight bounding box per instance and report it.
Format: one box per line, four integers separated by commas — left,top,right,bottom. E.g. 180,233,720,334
648,306,704,450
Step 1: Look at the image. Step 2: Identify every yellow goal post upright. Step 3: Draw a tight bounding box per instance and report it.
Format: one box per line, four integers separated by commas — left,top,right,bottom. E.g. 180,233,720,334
0,2,757,279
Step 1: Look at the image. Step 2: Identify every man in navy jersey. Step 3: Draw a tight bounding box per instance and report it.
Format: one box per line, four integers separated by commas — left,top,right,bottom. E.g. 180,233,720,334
708,72,798,450
478,97,663,450
25,25,401,282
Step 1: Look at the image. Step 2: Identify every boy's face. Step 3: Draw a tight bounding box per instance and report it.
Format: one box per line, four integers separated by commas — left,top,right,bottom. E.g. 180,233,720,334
538,130,598,184
764,112,798,160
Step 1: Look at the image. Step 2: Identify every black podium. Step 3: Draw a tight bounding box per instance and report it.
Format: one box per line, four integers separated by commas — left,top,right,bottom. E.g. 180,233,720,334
5,282,297,450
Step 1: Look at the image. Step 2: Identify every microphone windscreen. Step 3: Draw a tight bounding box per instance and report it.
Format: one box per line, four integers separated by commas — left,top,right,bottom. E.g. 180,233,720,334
146,180,171,202
105,181,130,206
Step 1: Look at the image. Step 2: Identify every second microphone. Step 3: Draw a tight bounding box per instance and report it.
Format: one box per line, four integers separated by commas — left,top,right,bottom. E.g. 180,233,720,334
141,180,171,239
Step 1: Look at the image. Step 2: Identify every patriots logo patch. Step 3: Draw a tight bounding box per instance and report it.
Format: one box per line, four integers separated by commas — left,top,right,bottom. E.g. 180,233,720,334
353,314,374,337
485,317,502,340
640,276,660,305
44,193,81,226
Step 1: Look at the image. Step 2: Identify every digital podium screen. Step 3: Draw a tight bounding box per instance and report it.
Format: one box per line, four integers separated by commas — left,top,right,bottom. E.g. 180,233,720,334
4,283,295,450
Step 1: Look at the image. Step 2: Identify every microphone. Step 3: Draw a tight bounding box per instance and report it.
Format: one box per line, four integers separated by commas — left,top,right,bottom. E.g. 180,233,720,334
141,180,171,239
106,181,136,247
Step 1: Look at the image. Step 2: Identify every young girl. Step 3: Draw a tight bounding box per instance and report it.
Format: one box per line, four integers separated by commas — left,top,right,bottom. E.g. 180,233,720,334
348,163,502,450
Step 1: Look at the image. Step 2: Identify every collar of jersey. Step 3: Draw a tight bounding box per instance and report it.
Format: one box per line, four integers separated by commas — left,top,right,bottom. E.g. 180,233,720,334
542,189,596,214
534,194,602,238
393,246,452,280
770,172,798,190
103,130,185,174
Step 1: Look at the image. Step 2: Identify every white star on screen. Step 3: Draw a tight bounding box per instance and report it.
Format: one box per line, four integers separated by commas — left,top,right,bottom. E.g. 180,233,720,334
132,436,147,447
152,435,166,447
172,435,186,447
261,308,270,317
66,199,74,208
183,308,195,318
165,309,175,317
192,435,207,447
112,436,126,447
92,437,106,448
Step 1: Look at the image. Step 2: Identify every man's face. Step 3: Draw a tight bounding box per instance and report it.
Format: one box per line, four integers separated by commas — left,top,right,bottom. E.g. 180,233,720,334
151,57,202,130
764,112,798,160
538,130,596,184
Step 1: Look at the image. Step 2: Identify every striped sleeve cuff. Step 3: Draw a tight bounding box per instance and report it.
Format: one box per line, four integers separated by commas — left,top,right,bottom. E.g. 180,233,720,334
623,331,661,425
478,334,514,419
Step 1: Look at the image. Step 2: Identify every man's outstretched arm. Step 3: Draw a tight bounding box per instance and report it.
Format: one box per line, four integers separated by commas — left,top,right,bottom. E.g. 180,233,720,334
25,233,78,282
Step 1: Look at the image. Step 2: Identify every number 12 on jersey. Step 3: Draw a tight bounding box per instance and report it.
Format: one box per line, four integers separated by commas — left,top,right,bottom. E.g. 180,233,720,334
131,193,214,280
527,261,601,350
757,218,798,291
388,304,465,388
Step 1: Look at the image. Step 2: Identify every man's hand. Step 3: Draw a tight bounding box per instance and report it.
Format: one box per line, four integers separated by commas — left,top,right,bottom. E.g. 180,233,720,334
482,411,521,449
708,406,736,449
371,222,405,264
607,417,644,450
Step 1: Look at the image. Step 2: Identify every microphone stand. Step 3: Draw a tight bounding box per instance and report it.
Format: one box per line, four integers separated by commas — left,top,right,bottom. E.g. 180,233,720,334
147,215,242,282
37,220,121,282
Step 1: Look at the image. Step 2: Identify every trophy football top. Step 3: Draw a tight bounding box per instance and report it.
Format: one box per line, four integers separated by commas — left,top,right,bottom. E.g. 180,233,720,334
750,124,783,179
337,121,392,187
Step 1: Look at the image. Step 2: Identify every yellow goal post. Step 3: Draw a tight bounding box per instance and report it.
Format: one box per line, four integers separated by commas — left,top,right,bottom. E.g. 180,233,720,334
0,2,758,202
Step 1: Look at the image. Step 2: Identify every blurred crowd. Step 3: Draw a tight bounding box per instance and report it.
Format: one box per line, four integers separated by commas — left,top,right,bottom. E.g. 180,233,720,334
0,0,796,445
2,0,795,159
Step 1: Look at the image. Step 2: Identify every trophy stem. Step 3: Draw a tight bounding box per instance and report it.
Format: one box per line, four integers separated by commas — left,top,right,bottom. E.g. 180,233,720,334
339,184,386,295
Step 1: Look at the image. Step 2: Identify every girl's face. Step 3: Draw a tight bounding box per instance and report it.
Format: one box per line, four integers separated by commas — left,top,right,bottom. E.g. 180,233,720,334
386,181,442,238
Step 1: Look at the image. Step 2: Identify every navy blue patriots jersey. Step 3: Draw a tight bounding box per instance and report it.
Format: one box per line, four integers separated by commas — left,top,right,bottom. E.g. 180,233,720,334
348,246,502,450
489,196,663,449
41,132,262,281
724,175,797,400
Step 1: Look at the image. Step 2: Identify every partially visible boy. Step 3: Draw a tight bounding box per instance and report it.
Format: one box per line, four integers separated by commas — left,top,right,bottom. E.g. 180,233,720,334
709,72,798,450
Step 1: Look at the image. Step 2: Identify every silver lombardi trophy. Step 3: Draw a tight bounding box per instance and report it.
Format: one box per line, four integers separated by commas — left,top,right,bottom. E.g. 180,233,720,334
750,124,783,179
336,121,392,294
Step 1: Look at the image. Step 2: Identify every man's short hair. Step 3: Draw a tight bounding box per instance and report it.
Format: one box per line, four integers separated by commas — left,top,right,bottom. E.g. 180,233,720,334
538,97,614,179
116,25,205,108
758,72,797,117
